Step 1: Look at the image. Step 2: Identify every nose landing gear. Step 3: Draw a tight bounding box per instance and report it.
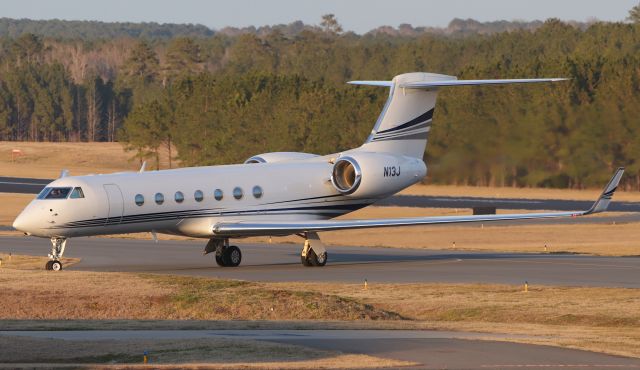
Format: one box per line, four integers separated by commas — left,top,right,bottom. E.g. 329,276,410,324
46,237,67,271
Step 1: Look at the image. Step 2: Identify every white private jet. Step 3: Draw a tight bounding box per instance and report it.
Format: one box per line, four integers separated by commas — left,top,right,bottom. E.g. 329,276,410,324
12,72,624,271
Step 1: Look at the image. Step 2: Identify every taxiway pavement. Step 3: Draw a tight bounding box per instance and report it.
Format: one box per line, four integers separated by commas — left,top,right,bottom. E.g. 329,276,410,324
1,236,638,287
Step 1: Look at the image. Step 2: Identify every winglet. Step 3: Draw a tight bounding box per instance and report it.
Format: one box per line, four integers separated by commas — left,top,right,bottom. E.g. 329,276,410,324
584,167,625,215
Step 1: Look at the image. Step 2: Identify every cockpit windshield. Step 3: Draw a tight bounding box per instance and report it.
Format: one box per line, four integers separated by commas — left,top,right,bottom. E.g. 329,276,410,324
37,187,73,200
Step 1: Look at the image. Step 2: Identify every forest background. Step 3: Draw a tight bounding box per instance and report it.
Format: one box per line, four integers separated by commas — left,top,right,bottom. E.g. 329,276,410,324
1,6,640,189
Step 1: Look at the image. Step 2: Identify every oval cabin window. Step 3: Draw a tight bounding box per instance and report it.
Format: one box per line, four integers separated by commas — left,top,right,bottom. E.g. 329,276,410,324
135,194,144,206
175,191,185,203
252,185,263,199
214,189,223,201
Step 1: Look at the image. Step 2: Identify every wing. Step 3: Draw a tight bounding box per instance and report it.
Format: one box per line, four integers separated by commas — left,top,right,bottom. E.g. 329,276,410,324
213,168,624,237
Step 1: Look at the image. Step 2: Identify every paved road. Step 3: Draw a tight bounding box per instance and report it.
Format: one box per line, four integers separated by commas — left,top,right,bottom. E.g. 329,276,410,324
0,177,49,194
2,236,638,287
1,330,637,369
5,175,640,212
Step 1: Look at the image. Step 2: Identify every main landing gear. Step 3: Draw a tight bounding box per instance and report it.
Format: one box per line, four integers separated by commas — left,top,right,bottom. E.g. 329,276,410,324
300,232,328,267
204,232,328,268
46,237,67,271
204,238,242,267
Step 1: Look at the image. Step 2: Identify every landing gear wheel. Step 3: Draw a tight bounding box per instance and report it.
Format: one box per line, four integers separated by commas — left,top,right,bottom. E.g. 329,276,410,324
307,250,328,267
215,254,225,267
223,246,242,267
313,251,328,267
45,260,54,270
51,260,63,271
301,255,313,267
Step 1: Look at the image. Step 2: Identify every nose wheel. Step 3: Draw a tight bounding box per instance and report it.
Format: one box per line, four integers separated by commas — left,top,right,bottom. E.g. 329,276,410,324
46,237,67,271
45,260,63,271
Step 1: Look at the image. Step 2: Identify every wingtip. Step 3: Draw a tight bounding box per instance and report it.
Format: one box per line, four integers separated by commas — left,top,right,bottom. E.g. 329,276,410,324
585,167,625,215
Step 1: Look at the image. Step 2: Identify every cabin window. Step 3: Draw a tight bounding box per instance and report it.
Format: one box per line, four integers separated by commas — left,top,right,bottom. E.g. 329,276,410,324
70,187,85,199
135,194,144,206
43,187,72,199
194,190,204,202
175,191,184,203
252,185,263,199
233,187,243,200
214,189,223,201
155,193,164,205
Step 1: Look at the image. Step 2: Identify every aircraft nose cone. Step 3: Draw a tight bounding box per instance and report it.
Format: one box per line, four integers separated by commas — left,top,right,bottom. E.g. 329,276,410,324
12,212,30,233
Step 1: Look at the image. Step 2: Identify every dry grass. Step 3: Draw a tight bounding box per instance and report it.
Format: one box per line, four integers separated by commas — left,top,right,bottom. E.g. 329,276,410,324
322,216,640,256
0,141,141,179
402,183,640,202
0,265,639,358
284,282,640,358
0,335,410,368
0,269,400,321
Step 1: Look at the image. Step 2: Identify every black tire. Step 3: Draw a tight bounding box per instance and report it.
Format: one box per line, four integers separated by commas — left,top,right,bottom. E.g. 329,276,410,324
227,245,242,267
215,253,225,267
301,254,313,267
308,250,328,267
223,246,242,267
45,260,53,270
314,251,328,267
51,260,63,271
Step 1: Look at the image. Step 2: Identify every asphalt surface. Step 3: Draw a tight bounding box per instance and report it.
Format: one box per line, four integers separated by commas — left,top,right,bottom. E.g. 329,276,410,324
1,330,638,369
2,236,639,287
0,176,49,194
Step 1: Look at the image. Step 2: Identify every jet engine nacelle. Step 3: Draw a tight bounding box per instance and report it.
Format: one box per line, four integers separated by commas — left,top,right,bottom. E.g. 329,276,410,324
244,152,319,164
331,152,427,198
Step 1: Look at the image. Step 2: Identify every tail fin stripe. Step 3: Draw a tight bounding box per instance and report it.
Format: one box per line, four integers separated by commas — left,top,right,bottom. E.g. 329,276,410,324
376,108,434,135
372,131,431,142
372,124,431,140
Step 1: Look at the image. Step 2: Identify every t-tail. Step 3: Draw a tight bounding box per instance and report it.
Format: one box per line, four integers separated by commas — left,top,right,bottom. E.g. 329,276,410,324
350,72,568,159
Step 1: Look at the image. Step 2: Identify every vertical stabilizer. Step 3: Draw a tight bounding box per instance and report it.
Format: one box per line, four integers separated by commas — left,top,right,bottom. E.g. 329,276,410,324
354,72,455,158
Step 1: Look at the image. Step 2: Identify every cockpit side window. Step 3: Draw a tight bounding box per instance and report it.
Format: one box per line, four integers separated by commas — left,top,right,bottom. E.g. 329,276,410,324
70,187,85,199
36,187,51,199
43,187,72,199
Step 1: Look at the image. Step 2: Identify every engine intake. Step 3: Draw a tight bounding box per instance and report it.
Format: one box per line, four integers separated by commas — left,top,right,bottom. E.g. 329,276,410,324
329,152,427,198
331,156,361,194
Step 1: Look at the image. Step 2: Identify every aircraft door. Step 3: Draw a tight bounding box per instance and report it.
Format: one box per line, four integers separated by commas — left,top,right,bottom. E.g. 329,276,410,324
103,184,124,225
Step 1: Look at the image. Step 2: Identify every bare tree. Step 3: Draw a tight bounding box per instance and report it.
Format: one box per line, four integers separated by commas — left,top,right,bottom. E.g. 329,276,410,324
629,2,640,23
320,14,343,34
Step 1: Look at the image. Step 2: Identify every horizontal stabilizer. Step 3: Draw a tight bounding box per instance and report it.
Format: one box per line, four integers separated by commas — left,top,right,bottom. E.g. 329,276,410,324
348,78,568,89
347,81,394,87
213,168,623,237
400,78,569,89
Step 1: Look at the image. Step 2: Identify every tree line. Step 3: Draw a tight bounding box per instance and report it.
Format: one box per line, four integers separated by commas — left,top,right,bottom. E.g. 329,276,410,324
1,12,640,189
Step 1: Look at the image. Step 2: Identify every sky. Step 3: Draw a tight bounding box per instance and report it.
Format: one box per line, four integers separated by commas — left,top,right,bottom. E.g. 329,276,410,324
1,0,638,34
